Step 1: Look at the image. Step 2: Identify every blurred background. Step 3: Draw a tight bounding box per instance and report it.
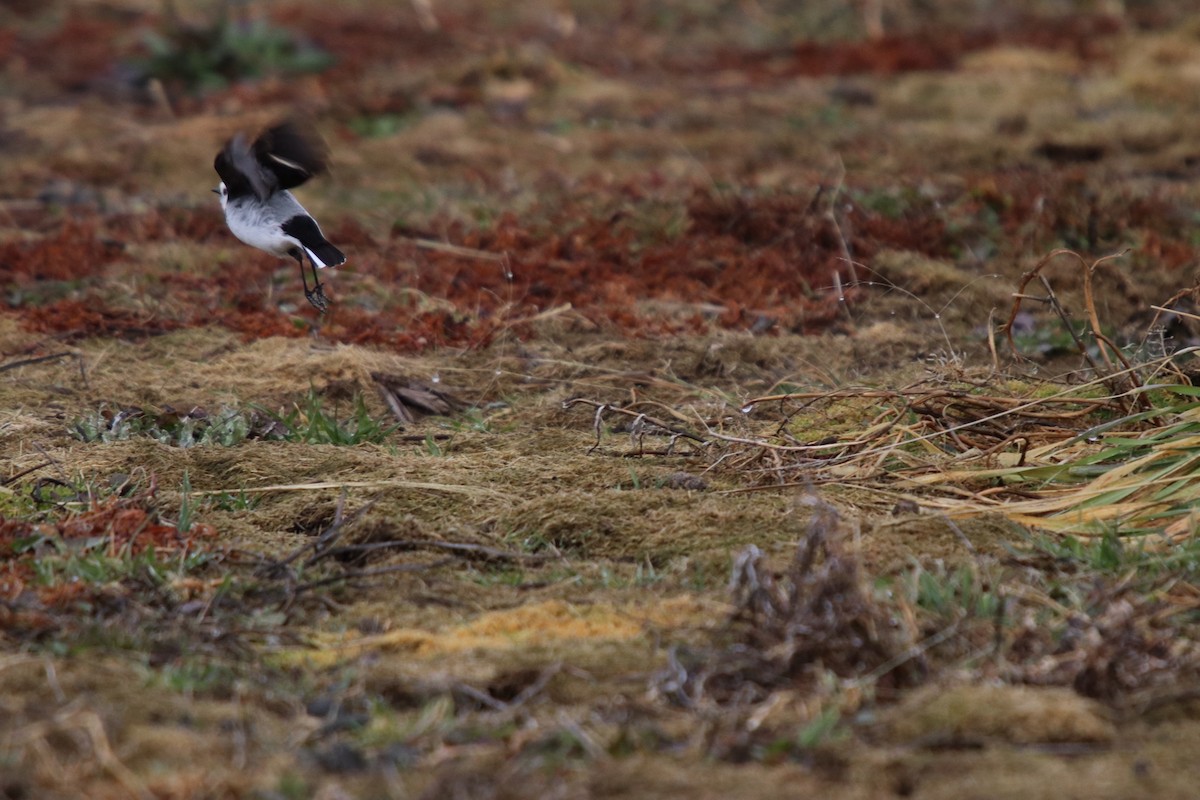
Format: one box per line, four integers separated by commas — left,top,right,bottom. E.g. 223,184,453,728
2,0,1199,349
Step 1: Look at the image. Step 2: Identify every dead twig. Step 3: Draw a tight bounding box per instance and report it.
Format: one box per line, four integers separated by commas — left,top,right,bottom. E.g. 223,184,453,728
563,398,708,455
2,460,54,486
6,707,151,800
257,495,375,576
372,371,466,425
293,558,455,594
318,538,555,564
1004,248,1147,414
402,236,506,261
191,479,504,498
455,662,562,714
0,351,78,374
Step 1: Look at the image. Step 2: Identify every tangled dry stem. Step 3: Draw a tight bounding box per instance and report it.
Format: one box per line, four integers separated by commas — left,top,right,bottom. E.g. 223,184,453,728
655,499,921,712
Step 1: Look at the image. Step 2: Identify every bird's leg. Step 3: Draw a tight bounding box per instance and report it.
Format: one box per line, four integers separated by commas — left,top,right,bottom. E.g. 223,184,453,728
307,254,329,310
292,249,329,312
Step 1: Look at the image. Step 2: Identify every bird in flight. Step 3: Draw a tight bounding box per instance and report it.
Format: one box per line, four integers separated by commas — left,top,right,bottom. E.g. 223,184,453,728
213,119,345,311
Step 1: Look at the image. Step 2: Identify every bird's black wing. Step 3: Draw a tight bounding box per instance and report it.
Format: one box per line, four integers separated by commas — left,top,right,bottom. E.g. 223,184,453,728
253,120,331,192
213,120,332,202
214,132,273,202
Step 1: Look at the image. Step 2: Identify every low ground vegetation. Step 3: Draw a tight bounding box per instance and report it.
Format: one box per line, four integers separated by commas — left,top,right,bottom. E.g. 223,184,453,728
5,1,1200,797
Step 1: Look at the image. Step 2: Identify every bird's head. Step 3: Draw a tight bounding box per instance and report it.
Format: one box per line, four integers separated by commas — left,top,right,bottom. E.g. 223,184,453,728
212,182,228,210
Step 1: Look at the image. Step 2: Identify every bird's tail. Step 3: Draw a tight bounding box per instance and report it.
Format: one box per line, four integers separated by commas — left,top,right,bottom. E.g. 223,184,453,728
281,215,347,269
305,242,346,269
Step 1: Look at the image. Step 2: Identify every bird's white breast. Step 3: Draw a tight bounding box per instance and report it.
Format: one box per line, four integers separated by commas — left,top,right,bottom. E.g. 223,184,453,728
223,191,309,258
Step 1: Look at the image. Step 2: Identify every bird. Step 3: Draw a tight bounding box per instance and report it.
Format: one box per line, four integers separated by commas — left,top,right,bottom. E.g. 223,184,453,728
213,119,346,311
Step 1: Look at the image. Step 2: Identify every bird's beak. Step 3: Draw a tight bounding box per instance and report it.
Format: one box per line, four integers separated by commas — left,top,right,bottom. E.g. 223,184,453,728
212,188,220,194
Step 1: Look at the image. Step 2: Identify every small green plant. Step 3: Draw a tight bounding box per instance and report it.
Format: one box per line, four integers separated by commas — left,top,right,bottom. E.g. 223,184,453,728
72,390,396,448
796,706,844,749
140,2,333,93
34,541,212,588
206,489,260,512
597,561,662,589
909,563,1001,618
440,407,496,434
71,405,257,447
153,658,238,696
760,706,845,761
683,562,721,592
18,473,120,515
349,112,418,139
616,468,643,490
262,387,398,445
852,186,927,219
274,772,311,800
1008,318,1107,360
468,566,527,588
423,434,444,456
177,470,194,534
1024,529,1200,578
502,529,557,554
521,727,591,765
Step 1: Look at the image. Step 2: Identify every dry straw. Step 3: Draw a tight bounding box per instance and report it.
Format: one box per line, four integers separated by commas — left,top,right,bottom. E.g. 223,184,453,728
571,249,1200,538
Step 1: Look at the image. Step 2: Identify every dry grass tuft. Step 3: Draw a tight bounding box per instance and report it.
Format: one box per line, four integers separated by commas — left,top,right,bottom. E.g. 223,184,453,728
885,684,1115,746
654,499,921,713
1003,586,1200,704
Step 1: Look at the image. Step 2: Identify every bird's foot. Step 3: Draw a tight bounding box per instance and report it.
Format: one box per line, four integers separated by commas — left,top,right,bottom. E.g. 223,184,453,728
305,282,330,313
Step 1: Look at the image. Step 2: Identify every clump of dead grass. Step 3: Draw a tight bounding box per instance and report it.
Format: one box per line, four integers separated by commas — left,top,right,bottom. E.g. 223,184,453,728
651,499,922,759
564,248,1200,538
647,490,1200,762
999,575,1200,705
718,499,923,698
884,683,1116,746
